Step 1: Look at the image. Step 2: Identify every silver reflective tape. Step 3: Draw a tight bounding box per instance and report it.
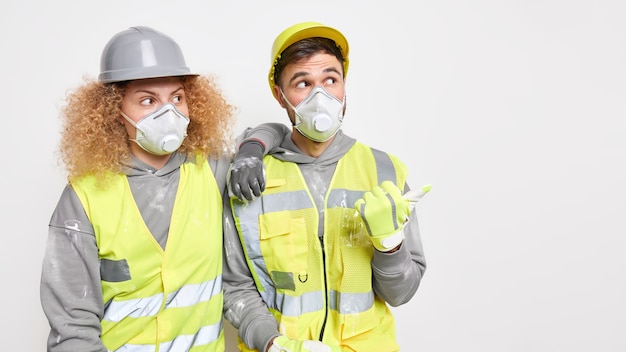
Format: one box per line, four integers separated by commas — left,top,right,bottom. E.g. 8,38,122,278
266,290,325,316
159,321,223,351
103,292,164,322
232,200,275,301
370,147,396,184
110,321,222,352
262,190,312,212
327,189,364,208
329,290,374,314
104,277,221,323
165,276,222,308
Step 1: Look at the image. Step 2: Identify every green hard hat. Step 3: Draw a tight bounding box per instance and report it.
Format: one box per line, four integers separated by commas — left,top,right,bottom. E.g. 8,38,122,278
99,26,196,83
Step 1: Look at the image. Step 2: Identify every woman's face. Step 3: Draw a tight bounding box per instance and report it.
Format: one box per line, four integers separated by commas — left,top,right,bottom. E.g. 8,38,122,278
121,76,189,126
119,76,189,165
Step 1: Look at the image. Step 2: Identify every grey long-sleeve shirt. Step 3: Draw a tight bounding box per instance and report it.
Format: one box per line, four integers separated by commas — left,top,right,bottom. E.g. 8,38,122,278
222,125,427,352
40,126,285,352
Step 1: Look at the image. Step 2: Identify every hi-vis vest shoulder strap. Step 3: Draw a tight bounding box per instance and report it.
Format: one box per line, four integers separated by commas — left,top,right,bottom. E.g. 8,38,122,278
231,143,407,352
72,160,225,352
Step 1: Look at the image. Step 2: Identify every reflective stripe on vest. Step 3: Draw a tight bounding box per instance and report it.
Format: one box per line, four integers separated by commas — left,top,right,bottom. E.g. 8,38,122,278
103,276,222,322
108,323,223,352
73,160,225,352
231,143,407,351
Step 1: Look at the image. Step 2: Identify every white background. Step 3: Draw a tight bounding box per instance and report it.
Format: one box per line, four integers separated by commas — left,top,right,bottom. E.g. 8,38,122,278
2,0,625,351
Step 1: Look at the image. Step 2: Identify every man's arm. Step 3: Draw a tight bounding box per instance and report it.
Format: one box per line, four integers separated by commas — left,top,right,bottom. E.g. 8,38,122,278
40,185,106,352
230,123,291,201
222,190,280,352
237,122,291,154
371,208,427,306
355,179,428,306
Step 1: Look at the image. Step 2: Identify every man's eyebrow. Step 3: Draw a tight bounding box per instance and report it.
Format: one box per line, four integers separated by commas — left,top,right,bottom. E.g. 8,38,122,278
288,71,309,85
288,67,342,85
324,67,342,75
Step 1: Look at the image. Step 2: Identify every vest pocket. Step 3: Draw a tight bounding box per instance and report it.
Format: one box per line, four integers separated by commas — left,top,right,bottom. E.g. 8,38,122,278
259,213,308,290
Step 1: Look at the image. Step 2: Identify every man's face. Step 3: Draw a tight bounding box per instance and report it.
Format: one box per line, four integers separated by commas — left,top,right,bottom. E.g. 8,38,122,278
275,52,345,123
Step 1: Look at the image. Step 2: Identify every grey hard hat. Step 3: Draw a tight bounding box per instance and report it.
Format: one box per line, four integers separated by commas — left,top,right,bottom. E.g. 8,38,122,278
99,26,197,83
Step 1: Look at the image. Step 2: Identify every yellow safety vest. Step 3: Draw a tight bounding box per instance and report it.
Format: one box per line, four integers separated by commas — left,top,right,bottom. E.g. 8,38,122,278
231,143,407,352
73,160,225,352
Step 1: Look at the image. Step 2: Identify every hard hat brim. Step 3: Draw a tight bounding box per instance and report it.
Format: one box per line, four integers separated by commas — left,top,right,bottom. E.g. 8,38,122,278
99,68,198,84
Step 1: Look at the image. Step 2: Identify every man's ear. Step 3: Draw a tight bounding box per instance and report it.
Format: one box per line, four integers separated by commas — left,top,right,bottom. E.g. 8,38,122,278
274,86,287,108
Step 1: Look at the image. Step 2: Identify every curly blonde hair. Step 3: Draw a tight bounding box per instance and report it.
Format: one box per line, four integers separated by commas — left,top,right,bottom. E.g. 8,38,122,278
58,75,235,182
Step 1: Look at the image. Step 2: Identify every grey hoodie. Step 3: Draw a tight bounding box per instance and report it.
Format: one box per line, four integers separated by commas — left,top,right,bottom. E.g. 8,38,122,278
222,124,427,352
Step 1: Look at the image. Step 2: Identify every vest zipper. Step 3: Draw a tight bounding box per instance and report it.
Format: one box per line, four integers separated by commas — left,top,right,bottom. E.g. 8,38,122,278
318,235,329,342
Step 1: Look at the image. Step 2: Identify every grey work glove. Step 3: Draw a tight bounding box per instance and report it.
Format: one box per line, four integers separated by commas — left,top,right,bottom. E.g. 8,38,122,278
228,140,266,201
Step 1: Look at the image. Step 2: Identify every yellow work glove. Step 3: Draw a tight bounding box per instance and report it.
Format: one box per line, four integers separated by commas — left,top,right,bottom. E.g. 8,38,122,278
355,181,430,251
268,336,340,352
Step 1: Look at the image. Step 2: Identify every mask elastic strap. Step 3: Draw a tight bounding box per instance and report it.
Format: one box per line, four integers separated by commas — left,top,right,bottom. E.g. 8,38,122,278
120,111,146,147
280,89,302,127
120,111,139,128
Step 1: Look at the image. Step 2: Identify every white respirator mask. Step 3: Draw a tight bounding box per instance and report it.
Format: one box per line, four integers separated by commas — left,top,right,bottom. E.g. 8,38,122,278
282,86,345,142
121,103,190,155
